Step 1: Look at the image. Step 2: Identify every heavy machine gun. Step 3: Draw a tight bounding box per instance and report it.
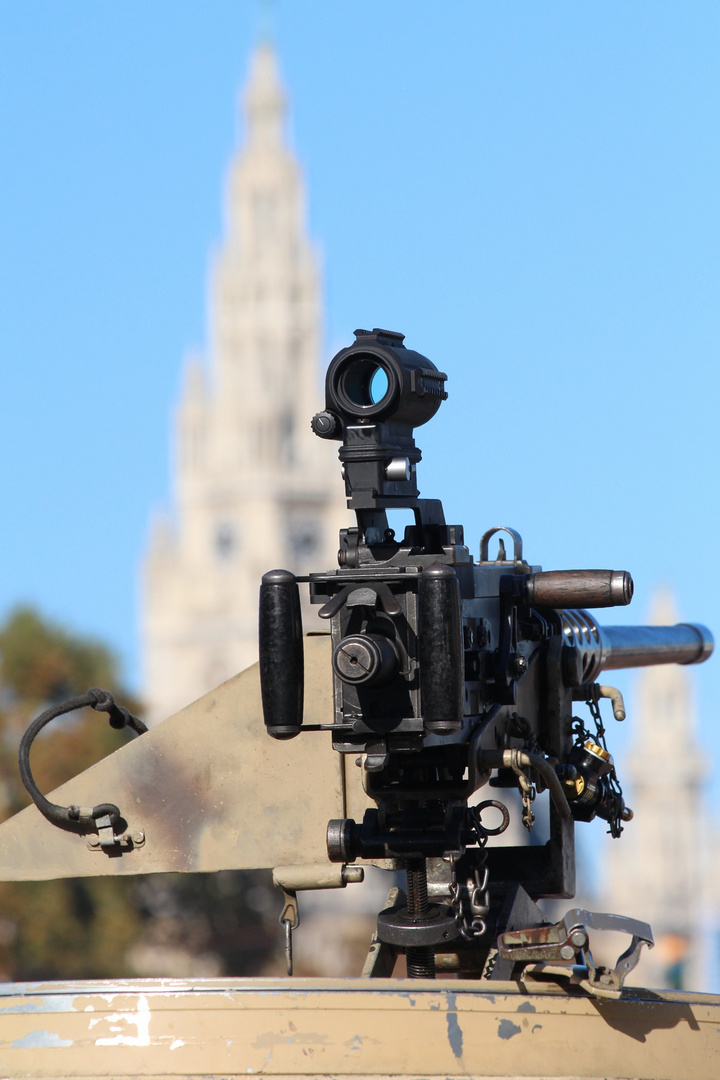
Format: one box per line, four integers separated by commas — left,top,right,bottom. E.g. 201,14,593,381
258,328,713,987
0,326,713,998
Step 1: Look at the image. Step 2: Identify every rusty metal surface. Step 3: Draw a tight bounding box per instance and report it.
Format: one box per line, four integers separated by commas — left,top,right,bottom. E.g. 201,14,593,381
0,637,370,882
0,976,717,1079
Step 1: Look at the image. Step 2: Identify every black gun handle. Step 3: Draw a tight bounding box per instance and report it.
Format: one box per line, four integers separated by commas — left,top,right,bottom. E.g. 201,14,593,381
523,570,633,609
418,563,463,735
259,570,304,739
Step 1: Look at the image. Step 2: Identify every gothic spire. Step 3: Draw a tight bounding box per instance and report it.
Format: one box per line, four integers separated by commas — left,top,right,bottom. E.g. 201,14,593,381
241,42,287,149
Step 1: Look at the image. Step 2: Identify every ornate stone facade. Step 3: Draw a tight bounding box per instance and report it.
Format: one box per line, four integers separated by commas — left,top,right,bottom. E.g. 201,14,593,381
602,589,719,990
142,44,346,725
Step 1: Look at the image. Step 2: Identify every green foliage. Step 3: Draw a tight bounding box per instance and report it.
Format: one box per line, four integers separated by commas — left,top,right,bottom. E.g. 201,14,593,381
0,879,140,981
0,606,118,707
129,870,282,977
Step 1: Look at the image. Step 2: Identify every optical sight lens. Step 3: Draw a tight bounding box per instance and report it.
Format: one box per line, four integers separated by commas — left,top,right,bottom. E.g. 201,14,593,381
340,357,391,409
370,366,389,403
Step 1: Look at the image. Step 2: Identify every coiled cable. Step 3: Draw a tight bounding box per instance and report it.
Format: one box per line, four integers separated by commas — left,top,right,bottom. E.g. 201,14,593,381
18,687,147,833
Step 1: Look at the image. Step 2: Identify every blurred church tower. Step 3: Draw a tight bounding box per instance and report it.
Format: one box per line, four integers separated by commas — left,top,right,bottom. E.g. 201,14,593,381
141,43,346,725
602,588,719,990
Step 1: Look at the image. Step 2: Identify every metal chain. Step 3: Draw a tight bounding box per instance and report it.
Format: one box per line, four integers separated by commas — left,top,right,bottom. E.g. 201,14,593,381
516,772,536,831
451,801,509,941
575,693,626,839
451,859,490,942
586,694,609,749
506,713,542,757
506,716,538,830
451,839,490,941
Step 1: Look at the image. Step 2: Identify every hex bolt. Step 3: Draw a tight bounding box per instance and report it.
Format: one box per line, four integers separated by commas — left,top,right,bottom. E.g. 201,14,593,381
512,655,528,677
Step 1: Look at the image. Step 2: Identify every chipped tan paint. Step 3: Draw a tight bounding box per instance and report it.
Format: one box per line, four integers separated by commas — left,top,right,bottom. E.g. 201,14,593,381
89,992,151,1046
0,977,716,1078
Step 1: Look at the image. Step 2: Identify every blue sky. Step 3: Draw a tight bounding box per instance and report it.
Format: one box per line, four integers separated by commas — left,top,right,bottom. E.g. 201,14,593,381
1,0,718,794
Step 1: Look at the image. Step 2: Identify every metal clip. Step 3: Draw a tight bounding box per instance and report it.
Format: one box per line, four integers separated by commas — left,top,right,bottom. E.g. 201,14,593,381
506,748,536,831
94,814,118,850
87,824,145,853
499,908,653,1000
279,889,300,976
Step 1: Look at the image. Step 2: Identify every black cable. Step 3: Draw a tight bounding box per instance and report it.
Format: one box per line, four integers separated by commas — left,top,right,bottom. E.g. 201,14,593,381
18,687,147,834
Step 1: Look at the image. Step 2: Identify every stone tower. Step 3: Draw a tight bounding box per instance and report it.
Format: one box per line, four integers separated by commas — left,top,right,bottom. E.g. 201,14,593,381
602,588,718,990
142,43,347,725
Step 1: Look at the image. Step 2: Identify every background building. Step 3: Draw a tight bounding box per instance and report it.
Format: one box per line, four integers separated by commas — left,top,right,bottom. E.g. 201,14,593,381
142,44,346,725
601,589,719,990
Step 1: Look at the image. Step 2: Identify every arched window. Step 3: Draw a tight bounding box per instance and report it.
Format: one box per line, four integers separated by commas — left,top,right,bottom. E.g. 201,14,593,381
287,516,319,562
214,522,237,561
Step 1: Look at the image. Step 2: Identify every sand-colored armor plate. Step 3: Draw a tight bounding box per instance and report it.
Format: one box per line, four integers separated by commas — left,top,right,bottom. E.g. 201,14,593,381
0,976,717,1080
0,636,368,884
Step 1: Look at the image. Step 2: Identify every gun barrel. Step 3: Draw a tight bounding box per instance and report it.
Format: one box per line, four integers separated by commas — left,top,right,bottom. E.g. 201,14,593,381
562,610,714,683
600,623,714,671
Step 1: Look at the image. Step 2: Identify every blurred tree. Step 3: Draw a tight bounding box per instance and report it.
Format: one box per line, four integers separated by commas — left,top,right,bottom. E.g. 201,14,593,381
0,607,118,710
0,606,282,981
128,871,283,978
0,606,143,978
0,606,140,815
